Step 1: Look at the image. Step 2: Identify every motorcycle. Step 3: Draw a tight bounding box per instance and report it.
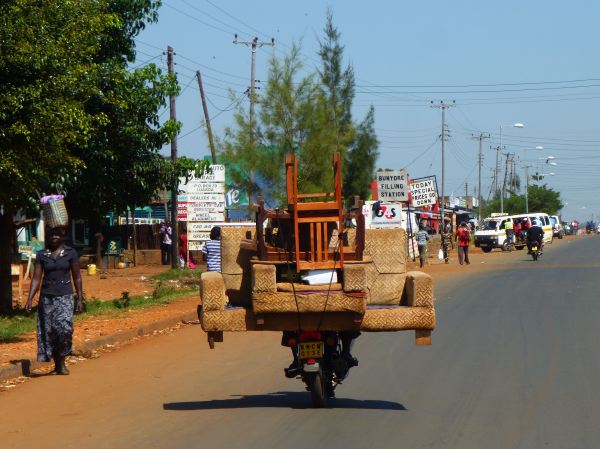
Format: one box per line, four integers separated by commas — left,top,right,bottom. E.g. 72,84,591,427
530,242,542,261
285,330,353,408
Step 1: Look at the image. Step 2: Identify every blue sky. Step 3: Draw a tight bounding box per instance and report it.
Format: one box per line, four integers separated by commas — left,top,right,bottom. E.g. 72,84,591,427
137,0,600,222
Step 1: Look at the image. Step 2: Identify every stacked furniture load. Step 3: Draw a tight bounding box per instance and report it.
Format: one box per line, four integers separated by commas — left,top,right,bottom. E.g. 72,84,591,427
199,153,435,348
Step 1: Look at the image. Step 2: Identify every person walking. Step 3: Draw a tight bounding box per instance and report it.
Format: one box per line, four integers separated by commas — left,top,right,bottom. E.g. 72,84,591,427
441,220,452,264
457,222,471,265
416,224,430,268
159,221,172,265
25,227,84,375
202,226,222,272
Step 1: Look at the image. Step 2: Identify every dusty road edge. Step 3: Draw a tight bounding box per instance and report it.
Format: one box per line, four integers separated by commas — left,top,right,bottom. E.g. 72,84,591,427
0,310,199,383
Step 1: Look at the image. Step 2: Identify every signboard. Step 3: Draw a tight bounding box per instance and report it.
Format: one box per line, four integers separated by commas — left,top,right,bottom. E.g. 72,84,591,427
410,178,438,207
225,186,249,210
186,202,225,213
182,164,226,183
186,211,225,222
187,221,255,241
187,240,205,251
178,182,225,194
370,203,404,228
178,194,224,203
376,170,408,202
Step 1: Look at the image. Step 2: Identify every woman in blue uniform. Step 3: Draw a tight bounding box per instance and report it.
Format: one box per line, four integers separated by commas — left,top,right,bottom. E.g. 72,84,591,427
25,227,84,374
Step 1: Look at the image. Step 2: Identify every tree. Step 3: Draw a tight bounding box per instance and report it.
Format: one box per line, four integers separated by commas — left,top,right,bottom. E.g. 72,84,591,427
318,10,378,202
0,0,184,313
0,0,118,314
220,11,378,206
343,106,379,201
480,185,563,217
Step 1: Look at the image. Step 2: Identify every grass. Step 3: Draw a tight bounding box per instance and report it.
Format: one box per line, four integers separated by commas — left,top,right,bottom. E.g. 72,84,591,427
151,267,203,282
0,284,199,343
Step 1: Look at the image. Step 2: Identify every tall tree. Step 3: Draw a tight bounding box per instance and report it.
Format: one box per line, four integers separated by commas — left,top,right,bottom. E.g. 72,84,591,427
318,10,378,202
343,106,379,201
0,0,117,314
0,0,182,313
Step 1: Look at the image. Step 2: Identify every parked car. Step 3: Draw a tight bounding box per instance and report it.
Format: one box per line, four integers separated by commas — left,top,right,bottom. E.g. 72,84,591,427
550,215,564,239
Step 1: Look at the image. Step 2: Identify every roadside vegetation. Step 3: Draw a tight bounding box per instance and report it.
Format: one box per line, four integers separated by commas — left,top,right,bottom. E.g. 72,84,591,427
0,272,200,343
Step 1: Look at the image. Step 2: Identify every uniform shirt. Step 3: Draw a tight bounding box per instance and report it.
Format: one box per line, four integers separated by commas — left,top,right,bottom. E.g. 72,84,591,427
36,245,78,296
202,239,221,272
416,230,429,246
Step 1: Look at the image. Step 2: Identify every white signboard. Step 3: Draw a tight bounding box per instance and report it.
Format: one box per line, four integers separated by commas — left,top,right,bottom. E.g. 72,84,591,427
377,170,408,202
187,211,225,222
178,194,224,203
371,203,404,228
410,178,438,207
187,222,255,241
178,182,225,194
183,164,226,183
187,240,205,251
186,202,225,213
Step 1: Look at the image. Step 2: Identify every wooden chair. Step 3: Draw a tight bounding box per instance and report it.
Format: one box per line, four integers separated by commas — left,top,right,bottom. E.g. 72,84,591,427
286,152,345,272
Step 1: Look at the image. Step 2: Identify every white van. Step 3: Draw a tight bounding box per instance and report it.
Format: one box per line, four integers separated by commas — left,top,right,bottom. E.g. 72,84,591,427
474,212,552,252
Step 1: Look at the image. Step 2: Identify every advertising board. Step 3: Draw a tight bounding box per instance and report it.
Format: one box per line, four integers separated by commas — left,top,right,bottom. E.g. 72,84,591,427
410,177,438,207
376,169,408,202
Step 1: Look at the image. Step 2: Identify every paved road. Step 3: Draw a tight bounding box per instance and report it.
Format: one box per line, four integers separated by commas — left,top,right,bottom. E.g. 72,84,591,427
2,237,600,449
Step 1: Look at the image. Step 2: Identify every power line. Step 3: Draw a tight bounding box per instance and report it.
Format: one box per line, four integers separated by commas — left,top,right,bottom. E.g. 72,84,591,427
355,77,600,88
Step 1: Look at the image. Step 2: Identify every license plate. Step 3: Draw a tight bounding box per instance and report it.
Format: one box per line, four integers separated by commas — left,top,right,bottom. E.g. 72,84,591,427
532,245,538,250
299,342,323,359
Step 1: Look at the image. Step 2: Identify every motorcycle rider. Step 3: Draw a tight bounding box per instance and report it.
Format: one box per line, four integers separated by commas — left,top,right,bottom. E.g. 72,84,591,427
526,219,544,253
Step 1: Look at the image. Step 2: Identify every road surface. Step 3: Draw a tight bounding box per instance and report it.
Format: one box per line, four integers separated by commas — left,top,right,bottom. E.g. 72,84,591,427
2,236,600,449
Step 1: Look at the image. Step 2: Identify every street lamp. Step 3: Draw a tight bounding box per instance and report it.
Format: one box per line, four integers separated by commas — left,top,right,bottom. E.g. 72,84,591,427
521,145,543,214
499,122,524,212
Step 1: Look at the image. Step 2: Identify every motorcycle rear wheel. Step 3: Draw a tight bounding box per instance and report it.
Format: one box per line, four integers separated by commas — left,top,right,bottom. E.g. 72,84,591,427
307,372,327,408
532,252,538,261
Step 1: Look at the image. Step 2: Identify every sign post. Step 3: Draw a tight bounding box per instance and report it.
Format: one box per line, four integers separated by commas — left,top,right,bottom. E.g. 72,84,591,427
178,165,226,267
376,170,408,202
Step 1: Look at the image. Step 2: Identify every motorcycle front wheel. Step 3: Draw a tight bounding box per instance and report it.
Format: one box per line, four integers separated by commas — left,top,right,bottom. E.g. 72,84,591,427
307,372,327,408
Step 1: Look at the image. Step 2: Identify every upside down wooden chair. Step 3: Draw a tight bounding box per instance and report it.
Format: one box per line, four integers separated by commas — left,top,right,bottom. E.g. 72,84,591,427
286,152,345,272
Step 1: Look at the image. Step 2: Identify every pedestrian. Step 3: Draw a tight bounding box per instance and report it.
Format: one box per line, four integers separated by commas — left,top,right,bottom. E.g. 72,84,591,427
513,220,522,242
441,220,452,264
457,222,471,265
504,218,514,246
25,227,84,375
159,221,172,265
202,226,222,272
416,223,430,268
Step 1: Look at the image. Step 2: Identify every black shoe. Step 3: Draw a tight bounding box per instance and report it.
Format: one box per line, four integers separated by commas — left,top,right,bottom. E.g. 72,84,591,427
342,353,358,367
284,362,299,378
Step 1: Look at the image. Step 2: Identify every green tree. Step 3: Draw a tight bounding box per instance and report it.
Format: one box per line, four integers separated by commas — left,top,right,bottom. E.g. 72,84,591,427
0,0,189,313
318,10,378,202
480,185,563,217
0,0,118,314
343,106,379,201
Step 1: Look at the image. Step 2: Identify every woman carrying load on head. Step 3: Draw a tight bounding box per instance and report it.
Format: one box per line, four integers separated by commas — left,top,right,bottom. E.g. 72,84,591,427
25,227,84,375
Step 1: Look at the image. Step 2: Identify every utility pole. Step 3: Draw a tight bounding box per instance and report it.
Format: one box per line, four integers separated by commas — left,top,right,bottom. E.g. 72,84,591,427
167,46,179,268
233,35,275,129
195,70,217,164
472,132,490,222
524,165,530,213
233,35,274,201
431,100,455,231
465,182,468,197
501,152,511,210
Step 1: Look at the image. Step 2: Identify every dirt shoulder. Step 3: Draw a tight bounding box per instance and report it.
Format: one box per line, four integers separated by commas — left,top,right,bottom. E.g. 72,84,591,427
1,236,579,371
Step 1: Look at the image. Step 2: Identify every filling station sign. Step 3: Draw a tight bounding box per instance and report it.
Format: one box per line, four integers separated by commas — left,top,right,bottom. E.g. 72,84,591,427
376,169,408,202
